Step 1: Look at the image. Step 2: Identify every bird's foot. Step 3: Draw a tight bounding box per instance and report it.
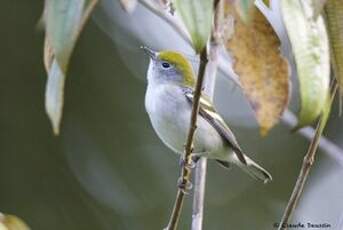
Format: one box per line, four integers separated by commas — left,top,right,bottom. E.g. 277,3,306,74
179,156,197,169
177,177,193,194
191,155,200,164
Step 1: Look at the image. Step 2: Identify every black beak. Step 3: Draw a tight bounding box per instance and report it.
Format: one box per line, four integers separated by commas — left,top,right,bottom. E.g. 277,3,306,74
141,46,157,60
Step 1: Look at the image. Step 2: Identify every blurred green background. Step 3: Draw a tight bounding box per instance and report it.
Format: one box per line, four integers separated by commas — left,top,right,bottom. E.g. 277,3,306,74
1,1,342,229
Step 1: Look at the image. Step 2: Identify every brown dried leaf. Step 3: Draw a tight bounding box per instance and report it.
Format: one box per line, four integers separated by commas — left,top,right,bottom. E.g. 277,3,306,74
225,6,290,135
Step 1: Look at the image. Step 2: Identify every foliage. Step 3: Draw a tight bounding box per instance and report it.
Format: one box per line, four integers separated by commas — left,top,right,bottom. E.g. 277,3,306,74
325,0,343,94
41,0,340,135
281,0,330,129
37,0,343,228
44,0,98,134
225,5,289,135
174,0,213,53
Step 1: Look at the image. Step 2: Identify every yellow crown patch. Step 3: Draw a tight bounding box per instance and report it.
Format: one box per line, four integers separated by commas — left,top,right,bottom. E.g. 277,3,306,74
158,51,195,87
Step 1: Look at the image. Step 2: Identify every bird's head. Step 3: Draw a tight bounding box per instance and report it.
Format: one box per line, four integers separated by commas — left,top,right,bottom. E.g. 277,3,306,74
142,47,195,87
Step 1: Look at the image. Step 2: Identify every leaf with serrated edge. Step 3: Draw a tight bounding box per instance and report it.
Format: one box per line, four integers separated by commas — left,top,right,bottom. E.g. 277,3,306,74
174,0,213,53
226,6,290,135
281,0,330,129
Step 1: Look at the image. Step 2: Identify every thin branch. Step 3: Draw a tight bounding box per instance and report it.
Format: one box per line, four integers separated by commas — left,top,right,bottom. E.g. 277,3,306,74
191,158,207,230
282,110,343,167
138,0,343,165
165,48,209,230
277,83,338,230
191,1,223,230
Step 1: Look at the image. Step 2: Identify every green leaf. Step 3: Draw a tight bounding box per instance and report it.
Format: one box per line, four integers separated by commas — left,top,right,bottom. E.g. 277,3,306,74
235,0,255,23
315,84,336,141
174,0,213,53
325,0,343,93
44,0,98,134
45,60,66,135
319,91,333,133
45,0,85,71
281,0,330,129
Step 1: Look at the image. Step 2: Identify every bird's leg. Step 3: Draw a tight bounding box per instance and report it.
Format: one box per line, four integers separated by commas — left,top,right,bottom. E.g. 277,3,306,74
178,155,193,194
177,144,197,193
177,177,193,194
179,155,196,169
177,155,205,193
179,151,207,168
179,143,195,168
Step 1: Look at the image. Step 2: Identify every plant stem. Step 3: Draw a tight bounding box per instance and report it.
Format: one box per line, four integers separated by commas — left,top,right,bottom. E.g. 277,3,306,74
191,1,223,229
165,48,208,230
191,158,207,230
277,83,338,230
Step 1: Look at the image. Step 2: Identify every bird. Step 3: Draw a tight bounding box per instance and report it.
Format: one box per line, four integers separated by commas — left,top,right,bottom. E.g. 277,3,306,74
142,47,272,184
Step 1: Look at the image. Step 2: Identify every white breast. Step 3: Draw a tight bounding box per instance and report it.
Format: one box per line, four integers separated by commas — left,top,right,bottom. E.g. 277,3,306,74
145,84,190,153
145,83,225,157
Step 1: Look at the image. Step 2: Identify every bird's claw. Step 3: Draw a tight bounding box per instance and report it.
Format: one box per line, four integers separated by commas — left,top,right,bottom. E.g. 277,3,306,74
177,177,193,194
179,156,196,169
191,155,200,164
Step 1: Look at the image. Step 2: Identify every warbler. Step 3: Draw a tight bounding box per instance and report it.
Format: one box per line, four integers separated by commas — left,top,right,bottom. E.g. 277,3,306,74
143,47,272,183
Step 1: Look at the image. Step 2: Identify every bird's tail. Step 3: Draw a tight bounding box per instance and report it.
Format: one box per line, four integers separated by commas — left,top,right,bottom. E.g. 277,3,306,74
233,154,272,184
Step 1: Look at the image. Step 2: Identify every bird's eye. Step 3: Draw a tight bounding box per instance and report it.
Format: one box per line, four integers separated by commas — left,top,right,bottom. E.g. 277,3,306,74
161,62,171,69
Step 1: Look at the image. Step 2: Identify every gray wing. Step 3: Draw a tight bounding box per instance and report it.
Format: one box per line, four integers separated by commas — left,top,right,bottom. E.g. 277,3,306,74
183,88,247,165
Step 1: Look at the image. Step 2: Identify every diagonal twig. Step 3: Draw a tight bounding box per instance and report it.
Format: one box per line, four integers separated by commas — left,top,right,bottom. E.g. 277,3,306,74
191,0,224,229
277,83,339,230
165,48,208,230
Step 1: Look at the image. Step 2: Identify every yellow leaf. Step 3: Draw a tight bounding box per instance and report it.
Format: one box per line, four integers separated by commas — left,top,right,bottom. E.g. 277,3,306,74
225,6,290,135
